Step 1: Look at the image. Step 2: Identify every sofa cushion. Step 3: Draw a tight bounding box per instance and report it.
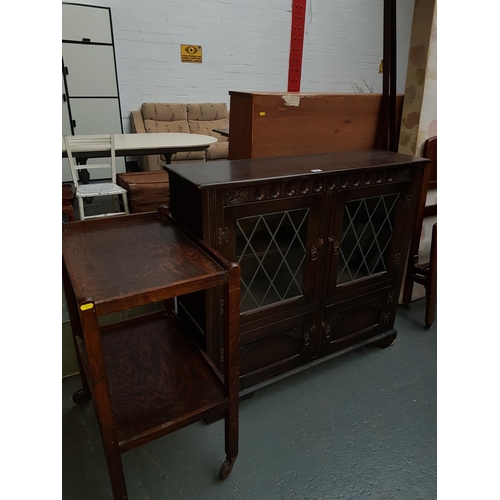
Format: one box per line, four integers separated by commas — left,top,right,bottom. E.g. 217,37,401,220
206,141,229,160
141,103,187,121
187,103,227,121
172,150,206,161
144,119,191,135
188,118,229,142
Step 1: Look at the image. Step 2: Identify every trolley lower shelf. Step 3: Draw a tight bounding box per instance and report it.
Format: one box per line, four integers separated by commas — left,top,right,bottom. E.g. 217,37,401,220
95,313,228,452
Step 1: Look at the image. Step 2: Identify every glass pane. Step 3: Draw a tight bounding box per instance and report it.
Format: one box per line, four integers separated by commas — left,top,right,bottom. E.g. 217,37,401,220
236,208,309,312
337,193,399,285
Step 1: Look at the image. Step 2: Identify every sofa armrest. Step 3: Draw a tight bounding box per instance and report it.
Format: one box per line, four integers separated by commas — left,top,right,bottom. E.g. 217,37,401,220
130,110,147,134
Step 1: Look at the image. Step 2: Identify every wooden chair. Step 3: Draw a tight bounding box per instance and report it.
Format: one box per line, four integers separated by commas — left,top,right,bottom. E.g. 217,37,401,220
64,134,130,221
402,136,437,328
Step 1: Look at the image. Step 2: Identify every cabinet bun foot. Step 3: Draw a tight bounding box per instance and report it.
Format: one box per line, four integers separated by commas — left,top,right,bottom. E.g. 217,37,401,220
72,388,92,405
377,332,397,348
219,457,236,480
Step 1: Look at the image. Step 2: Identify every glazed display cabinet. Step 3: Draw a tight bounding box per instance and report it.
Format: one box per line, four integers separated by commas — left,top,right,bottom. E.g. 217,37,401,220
167,149,429,393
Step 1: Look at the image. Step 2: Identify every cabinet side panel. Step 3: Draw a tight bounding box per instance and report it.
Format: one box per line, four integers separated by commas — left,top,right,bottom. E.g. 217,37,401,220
169,172,207,347
168,172,203,238
228,92,254,160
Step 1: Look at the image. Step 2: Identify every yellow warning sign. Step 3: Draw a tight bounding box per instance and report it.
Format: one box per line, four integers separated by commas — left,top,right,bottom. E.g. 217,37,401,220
181,45,202,63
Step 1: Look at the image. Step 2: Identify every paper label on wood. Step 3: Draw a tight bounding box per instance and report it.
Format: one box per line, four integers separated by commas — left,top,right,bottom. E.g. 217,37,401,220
282,95,301,106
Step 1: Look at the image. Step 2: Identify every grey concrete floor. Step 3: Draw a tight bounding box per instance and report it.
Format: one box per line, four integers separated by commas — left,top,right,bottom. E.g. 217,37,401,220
62,300,436,500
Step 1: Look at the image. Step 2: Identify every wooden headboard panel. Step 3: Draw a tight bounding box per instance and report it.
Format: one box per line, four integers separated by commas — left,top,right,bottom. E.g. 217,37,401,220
228,92,404,160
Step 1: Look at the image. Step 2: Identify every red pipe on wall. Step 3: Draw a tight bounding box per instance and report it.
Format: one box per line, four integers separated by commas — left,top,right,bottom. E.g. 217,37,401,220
287,0,307,92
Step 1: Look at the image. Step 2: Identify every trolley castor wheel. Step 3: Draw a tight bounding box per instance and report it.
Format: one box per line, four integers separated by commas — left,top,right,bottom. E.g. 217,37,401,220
72,388,91,405
219,457,236,480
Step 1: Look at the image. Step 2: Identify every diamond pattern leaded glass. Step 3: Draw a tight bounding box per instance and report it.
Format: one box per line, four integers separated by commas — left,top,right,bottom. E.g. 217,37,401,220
337,193,399,285
235,208,309,312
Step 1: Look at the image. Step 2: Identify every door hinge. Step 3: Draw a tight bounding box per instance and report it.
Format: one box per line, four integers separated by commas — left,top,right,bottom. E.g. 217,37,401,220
64,66,69,75
72,119,76,128
394,253,401,267
404,195,412,209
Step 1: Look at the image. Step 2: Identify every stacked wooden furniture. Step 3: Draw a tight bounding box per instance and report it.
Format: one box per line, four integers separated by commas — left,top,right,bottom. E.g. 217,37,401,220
167,149,429,395
117,171,170,213
228,92,404,160
62,209,240,499
402,136,437,328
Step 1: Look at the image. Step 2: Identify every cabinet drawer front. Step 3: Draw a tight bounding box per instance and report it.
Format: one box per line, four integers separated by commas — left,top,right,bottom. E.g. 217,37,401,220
239,312,313,389
321,288,392,355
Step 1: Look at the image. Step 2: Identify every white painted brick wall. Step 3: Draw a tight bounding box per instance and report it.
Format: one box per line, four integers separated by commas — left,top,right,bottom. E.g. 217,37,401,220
302,0,415,94
63,0,415,133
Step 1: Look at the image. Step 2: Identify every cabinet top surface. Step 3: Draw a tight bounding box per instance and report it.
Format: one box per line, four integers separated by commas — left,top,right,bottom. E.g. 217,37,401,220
62,212,225,308
229,91,401,97
166,149,428,190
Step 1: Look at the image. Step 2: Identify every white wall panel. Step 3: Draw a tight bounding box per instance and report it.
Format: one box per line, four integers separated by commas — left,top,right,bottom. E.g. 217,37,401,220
63,44,118,97
62,3,112,43
62,0,415,133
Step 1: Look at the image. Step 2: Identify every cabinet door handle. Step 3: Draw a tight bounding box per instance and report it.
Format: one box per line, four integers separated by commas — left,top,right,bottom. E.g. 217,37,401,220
310,239,324,261
328,237,341,256
322,321,331,338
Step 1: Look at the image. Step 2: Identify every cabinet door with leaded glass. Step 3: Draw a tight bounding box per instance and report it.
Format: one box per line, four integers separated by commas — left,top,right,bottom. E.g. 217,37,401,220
222,195,323,324
327,182,412,298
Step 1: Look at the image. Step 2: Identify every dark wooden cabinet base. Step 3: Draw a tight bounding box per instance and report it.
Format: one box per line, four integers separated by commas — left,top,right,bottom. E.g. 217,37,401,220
167,150,429,396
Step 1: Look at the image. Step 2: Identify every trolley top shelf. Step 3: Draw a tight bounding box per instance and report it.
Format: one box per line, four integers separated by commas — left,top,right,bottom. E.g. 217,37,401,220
62,211,228,316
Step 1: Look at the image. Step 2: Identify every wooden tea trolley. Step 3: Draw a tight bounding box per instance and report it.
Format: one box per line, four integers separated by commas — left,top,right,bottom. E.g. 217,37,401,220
62,208,240,500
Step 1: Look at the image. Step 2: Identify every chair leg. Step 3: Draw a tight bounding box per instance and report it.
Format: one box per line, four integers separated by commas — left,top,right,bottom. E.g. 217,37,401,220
122,193,130,215
402,257,417,309
63,203,75,222
77,198,86,221
425,223,437,328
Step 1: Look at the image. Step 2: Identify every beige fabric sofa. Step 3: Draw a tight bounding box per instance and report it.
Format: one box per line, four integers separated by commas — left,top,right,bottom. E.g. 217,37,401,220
130,102,229,171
